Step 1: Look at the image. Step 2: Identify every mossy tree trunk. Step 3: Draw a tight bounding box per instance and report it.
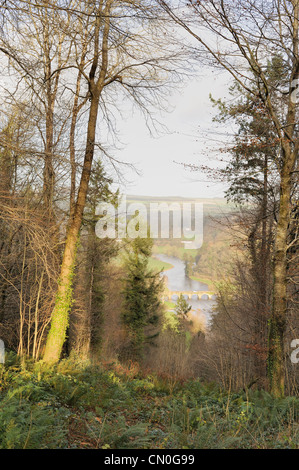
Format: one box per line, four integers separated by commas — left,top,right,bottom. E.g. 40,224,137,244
43,1,112,364
43,95,101,364
268,156,293,397
268,0,298,397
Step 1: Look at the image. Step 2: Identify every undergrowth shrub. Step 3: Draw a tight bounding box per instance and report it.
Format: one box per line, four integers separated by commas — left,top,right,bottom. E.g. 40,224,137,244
0,356,298,449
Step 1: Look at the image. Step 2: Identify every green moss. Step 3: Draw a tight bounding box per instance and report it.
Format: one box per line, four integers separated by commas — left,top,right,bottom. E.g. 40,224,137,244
43,242,79,363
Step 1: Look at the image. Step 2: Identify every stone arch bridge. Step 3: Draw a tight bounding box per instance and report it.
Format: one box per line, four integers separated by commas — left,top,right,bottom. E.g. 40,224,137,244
163,291,217,302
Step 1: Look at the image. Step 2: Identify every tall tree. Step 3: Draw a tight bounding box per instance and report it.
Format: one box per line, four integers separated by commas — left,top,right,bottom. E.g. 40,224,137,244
209,68,283,383
42,0,186,363
43,0,114,363
160,0,299,397
121,237,163,362
0,0,76,215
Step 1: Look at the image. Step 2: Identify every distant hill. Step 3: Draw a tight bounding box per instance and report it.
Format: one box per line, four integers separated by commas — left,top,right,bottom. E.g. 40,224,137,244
126,195,235,217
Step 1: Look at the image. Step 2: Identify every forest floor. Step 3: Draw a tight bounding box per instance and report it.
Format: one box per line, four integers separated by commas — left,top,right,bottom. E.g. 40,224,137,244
0,353,298,449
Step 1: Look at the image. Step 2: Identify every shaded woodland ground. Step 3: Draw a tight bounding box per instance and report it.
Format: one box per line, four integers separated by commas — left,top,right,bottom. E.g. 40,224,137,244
1,354,299,449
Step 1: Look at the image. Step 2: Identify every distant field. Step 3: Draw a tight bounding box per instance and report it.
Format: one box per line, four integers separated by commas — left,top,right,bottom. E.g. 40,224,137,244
148,256,173,272
110,253,173,274
189,275,215,291
152,243,198,260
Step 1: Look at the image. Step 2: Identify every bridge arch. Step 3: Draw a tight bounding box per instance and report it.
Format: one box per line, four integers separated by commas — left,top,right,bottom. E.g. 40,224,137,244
166,291,216,301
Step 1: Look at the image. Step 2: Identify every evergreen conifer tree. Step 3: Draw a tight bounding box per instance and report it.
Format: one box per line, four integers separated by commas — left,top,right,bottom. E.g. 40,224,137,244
121,237,163,362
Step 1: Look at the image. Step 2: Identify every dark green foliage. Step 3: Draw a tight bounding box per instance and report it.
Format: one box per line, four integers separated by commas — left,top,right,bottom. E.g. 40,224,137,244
0,358,70,448
175,294,192,335
210,56,284,206
0,356,299,449
121,237,163,361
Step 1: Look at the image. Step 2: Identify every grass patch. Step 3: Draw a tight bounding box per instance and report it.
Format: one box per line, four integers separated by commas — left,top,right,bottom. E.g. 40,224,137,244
189,275,215,291
153,244,198,260
164,301,176,310
148,256,173,272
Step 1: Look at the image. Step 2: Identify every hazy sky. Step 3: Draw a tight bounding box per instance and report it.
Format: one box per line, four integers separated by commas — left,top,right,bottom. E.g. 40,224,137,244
113,69,233,199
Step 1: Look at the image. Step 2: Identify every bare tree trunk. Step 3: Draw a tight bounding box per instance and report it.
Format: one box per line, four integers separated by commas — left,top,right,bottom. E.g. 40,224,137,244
42,3,55,214
69,57,88,222
254,153,269,386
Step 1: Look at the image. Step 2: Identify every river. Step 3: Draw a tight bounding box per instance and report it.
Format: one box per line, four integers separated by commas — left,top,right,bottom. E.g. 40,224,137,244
155,253,217,327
